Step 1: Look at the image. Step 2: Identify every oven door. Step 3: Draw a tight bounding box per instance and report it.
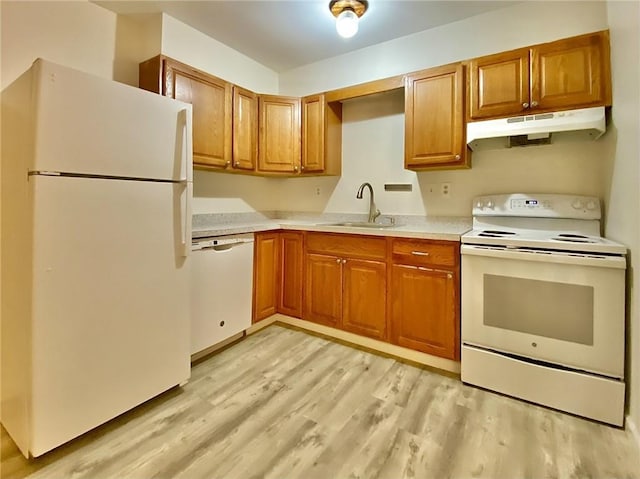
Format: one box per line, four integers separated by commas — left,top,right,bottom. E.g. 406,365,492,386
461,245,625,378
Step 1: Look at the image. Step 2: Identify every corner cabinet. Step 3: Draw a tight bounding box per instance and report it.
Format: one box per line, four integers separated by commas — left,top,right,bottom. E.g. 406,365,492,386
389,239,460,360
468,30,612,120
301,95,342,176
258,95,301,174
278,231,304,318
139,55,232,169
253,232,279,323
404,63,469,170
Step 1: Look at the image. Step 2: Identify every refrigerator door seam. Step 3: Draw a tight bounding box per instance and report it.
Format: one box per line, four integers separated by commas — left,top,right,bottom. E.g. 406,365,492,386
28,171,186,183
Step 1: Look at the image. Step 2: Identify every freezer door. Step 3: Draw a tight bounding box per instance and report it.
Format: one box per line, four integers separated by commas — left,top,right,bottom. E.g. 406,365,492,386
31,59,192,181
29,175,190,457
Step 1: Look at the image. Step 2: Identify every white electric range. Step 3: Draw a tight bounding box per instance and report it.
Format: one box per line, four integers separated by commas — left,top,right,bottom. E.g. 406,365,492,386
460,193,627,426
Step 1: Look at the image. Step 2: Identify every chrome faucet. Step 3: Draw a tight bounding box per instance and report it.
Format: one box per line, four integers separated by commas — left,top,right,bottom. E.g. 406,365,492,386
356,182,381,223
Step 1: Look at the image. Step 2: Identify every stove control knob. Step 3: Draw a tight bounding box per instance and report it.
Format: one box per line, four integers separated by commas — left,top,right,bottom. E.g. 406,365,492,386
475,200,484,209
572,199,585,210
586,200,598,211
486,200,495,209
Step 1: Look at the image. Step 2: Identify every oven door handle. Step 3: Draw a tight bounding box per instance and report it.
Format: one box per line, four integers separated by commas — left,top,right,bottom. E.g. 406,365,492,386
461,244,626,269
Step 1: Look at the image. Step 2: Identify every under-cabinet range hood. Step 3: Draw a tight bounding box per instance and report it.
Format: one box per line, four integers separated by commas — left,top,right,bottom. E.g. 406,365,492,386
466,106,606,151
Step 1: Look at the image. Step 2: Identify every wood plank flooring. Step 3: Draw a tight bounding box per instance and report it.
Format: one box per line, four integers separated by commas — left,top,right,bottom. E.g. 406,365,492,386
2,324,639,479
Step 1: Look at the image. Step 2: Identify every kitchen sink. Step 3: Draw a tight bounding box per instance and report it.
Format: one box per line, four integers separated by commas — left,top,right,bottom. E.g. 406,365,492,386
327,221,396,229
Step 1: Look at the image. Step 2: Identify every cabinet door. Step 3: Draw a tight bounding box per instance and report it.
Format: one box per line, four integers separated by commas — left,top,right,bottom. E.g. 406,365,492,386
303,253,342,327
232,86,258,171
342,259,387,340
390,265,459,360
301,95,325,173
531,31,611,111
258,95,301,174
468,48,530,120
253,232,279,322
279,232,303,318
405,63,467,170
165,60,232,169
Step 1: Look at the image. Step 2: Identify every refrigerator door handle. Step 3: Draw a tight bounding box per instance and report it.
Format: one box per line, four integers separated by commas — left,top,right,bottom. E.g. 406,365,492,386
179,107,193,183
181,180,192,258
178,107,192,257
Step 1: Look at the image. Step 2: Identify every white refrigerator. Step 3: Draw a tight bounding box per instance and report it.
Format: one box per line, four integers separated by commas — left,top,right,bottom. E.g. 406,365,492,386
1,59,193,458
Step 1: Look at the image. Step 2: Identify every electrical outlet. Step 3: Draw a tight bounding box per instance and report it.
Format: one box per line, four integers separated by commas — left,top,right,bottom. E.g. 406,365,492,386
315,187,321,196
441,182,452,198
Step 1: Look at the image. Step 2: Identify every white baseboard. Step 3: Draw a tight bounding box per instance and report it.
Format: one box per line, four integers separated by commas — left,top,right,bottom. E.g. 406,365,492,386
272,313,460,375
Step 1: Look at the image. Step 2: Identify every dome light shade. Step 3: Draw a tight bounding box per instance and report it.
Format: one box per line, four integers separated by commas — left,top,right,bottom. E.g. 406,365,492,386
336,9,358,38
329,0,368,39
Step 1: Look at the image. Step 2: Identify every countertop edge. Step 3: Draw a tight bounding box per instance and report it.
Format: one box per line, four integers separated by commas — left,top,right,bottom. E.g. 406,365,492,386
192,221,470,241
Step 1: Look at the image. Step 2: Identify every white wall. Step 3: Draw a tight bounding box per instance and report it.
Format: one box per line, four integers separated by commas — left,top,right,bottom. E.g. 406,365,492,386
160,14,278,94
279,1,608,96
279,91,608,216
605,0,640,444
0,0,117,89
275,1,610,216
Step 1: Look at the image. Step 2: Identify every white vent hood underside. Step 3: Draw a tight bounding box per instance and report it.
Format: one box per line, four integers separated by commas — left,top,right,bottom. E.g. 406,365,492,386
466,106,606,150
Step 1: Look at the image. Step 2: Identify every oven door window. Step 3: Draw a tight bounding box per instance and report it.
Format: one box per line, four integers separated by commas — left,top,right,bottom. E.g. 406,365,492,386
484,274,594,345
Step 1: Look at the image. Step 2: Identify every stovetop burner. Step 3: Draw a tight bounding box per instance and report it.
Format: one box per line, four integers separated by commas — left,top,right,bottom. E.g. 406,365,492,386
552,237,598,244
556,233,589,239
478,230,517,238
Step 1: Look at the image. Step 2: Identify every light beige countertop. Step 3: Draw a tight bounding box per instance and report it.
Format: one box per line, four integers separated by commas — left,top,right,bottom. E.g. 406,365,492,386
192,212,472,241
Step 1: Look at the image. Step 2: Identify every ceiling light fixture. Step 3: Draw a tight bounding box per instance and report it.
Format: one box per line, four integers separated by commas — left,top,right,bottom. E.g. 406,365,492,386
329,0,368,39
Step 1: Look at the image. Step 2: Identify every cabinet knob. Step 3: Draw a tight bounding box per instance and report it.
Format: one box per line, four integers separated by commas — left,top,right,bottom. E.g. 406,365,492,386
522,102,530,109
293,165,299,172
531,100,539,108
233,161,239,167
225,160,231,167
342,259,346,264
301,165,305,171
336,258,341,263
455,154,461,160
447,273,453,279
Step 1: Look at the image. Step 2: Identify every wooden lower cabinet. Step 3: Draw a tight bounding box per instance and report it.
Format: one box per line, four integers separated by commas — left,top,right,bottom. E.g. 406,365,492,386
342,259,386,339
279,232,304,318
253,232,279,322
303,253,342,327
390,264,459,360
254,231,461,360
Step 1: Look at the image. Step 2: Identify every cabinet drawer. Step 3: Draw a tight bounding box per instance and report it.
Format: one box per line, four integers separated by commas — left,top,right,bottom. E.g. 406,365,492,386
392,239,458,267
306,233,386,260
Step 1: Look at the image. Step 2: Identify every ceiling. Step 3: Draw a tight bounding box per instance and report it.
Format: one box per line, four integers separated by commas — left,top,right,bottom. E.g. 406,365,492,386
95,1,519,72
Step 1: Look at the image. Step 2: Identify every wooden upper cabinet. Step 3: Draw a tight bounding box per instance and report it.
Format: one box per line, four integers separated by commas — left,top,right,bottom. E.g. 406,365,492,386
468,48,530,120
468,30,611,120
404,63,468,170
232,86,258,171
139,56,232,169
258,95,301,174
301,95,342,176
532,31,611,111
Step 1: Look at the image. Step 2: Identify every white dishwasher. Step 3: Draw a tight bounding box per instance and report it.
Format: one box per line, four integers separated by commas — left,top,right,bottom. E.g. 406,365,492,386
190,233,254,356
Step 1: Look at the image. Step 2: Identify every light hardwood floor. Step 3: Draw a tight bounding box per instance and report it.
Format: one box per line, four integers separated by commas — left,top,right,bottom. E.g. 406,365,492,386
2,324,639,479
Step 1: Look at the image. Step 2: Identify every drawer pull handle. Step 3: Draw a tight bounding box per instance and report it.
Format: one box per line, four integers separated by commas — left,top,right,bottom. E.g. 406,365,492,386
411,251,430,256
